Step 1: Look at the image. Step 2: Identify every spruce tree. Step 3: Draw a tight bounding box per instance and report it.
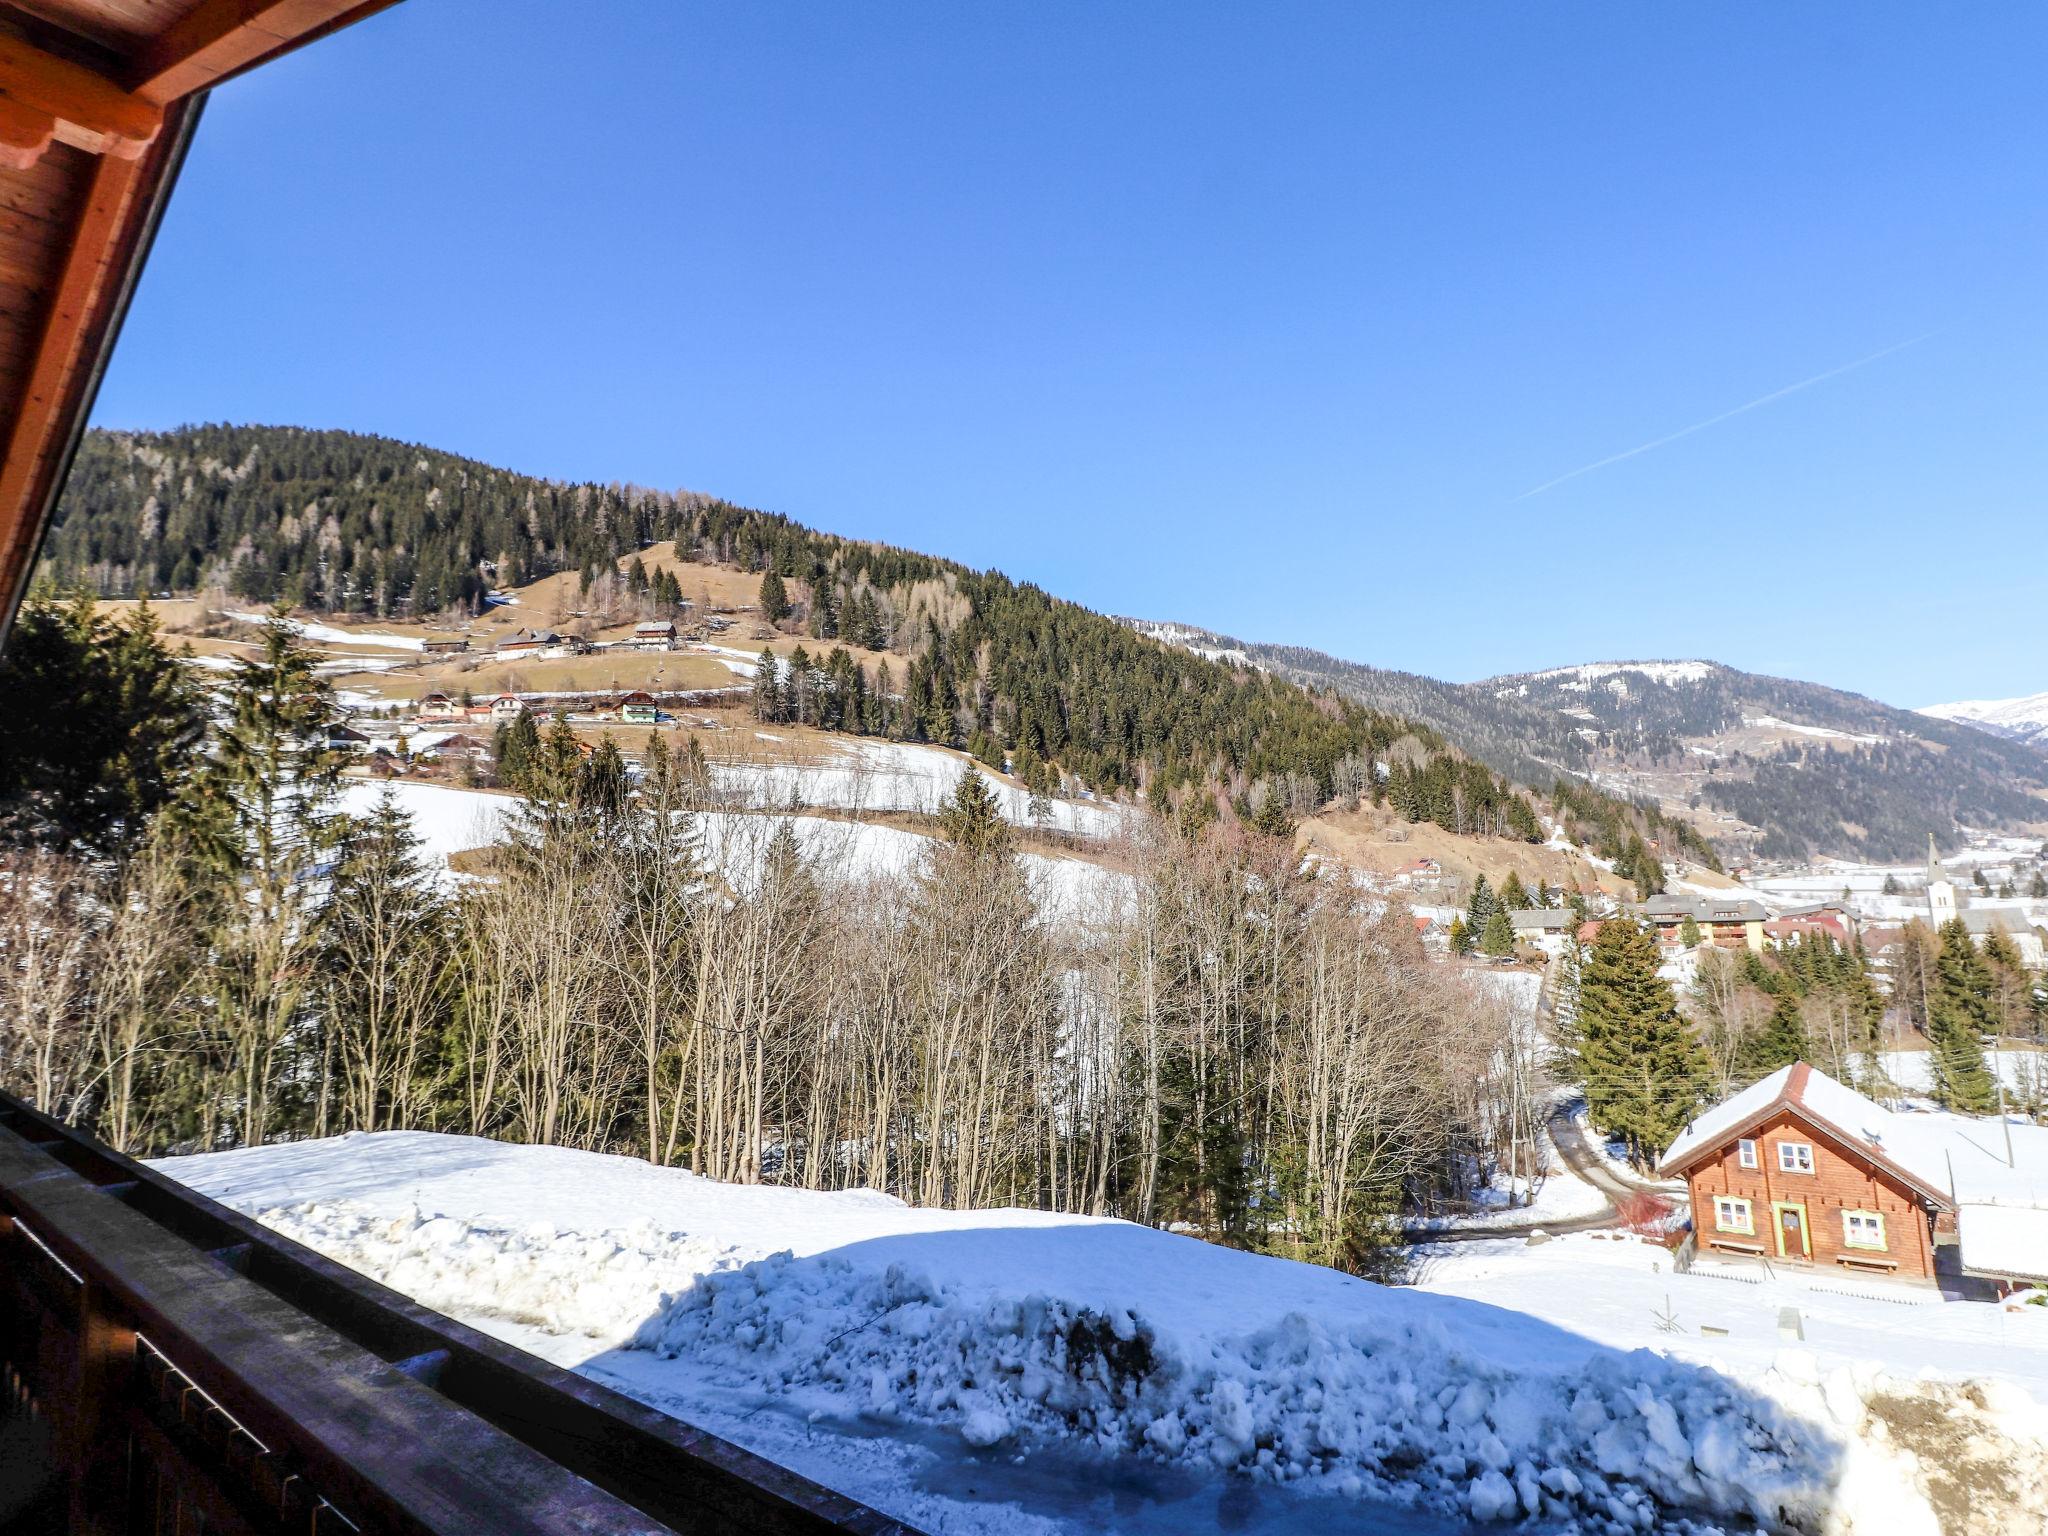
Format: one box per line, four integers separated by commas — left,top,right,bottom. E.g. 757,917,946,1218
751,648,783,723
1447,915,1473,956
0,594,206,855
759,570,790,625
1737,993,1808,1079
1928,918,1998,1112
1577,917,1708,1164
1466,874,1495,930
1480,906,1516,957
938,765,1012,859
1498,871,1530,913
1549,937,1586,1083
1678,913,1702,948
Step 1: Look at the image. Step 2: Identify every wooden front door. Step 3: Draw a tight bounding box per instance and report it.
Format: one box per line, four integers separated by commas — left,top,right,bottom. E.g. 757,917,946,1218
1773,1202,1810,1259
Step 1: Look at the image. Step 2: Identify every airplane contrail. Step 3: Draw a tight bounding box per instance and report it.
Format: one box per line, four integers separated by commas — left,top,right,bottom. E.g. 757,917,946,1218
1512,331,1939,502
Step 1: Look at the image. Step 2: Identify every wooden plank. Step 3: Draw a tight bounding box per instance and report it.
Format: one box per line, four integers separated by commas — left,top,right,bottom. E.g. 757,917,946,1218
0,97,56,171
0,1097,922,1536
0,136,153,610
0,32,161,162
0,1127,686,1536
128,0,401,104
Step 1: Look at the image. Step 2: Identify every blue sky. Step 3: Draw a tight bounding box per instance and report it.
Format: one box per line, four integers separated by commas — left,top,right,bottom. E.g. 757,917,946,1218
93,2,2048,707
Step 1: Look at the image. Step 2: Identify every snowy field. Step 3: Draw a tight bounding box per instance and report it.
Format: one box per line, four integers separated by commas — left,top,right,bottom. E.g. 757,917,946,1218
709,738,1129,841
153,1133,2048,1535
225,610,426,651
335,780,1131,921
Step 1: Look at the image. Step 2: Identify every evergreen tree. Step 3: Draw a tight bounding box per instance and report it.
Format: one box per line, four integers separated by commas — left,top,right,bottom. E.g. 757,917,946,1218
496,712,541,790
1466,874,1495,930
1882,872,1901,895
1549,937,1586,1082
1497,871,1530,913
1928,918,1998,1112
759,570,790,625
1737,993,1808,1078
1678,913,1702,948
938,765,1012,859
1480,906,1515,958
1249,784,1295,840
184,609,350,1145
751,648,784,722
577,734,630,817
1447,915,1473,956
1577,918,1708,1164
0,594,205,855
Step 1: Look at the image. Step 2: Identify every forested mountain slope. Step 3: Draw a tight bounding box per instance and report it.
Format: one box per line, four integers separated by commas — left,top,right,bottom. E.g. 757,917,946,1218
40,425,1545,835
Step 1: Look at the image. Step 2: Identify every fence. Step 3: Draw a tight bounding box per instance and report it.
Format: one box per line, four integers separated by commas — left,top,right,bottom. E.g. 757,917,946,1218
0,1091,919,1536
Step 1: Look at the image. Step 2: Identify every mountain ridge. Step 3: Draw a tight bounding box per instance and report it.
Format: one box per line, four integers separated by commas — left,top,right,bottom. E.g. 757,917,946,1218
1125,626,2048,864
1919,689,2048,749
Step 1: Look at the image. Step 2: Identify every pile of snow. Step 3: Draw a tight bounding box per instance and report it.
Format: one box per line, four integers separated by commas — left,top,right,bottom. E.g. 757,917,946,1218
153,1131,1984,1534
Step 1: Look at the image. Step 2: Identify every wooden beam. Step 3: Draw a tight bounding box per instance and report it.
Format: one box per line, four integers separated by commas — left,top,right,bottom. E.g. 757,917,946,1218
0,33,160,163
0,102,196,638
128,0,402,105
0,96,54,172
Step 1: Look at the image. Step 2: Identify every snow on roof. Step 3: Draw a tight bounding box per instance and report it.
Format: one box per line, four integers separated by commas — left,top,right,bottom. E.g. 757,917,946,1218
1508,909,1573,929
1958,1205,2048,1281
1662,1062,2048,1217
1963,909,2040,937
1661,1065,1801,1175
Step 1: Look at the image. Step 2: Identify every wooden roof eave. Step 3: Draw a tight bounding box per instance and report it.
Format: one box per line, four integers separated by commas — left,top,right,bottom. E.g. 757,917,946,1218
0,88,200,641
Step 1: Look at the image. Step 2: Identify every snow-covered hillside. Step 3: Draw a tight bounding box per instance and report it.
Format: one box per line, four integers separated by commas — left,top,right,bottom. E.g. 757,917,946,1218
707,738,1130,841
1919,690,2048,750
335,780,1131,921
155,1133,2048,1535
1516,660,1718,692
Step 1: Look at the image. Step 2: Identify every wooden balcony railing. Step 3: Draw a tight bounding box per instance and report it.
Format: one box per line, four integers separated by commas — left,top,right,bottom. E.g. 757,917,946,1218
0,1092,919,1536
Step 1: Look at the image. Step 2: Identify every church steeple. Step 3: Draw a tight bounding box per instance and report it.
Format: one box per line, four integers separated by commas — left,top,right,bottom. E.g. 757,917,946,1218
1926,832,1959,928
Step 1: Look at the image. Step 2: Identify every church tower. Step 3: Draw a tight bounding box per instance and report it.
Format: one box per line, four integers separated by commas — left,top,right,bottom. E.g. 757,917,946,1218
1926,832,1959,928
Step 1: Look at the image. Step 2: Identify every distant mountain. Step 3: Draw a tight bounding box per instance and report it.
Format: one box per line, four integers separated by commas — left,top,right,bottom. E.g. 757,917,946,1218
1478,659,2048,861
1919,690,2048,750
1126,625,2048,864
1122,623,1719,871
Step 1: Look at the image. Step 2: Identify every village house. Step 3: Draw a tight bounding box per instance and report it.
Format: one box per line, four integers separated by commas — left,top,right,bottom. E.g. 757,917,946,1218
1763,913,1852,948
416,692,465,723
494,627,557,659
1507,909,1575,958
1960,909,2048,970
1637,894,1768,952
628,620,677,651
323,723,372,754
421,636,469,655
1394,857,1445,892
1660,1062,2048,1289
487,694,527,724
617,690,660,724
